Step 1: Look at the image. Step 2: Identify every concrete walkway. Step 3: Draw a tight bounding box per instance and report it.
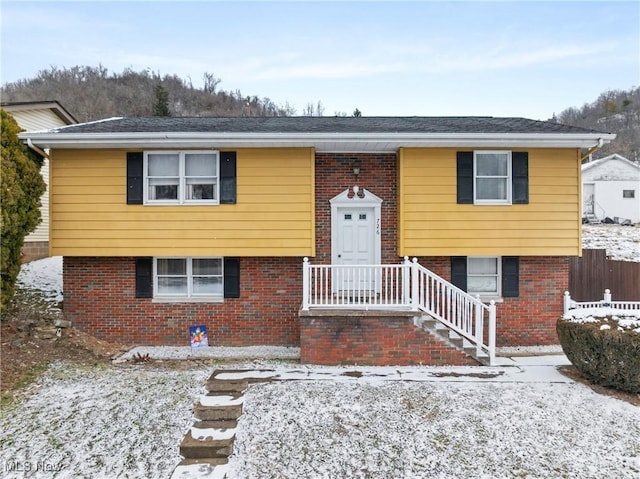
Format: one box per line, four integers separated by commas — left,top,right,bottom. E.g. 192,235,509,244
119,345,572,384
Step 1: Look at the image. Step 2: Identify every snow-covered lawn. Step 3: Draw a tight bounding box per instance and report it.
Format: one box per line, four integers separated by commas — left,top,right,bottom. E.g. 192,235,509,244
0,362,209,478
229,380,640,479
1,362,639,479
582,224,640,262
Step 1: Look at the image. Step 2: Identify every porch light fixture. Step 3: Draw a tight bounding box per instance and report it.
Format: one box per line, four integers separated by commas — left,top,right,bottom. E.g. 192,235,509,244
353,165,360,177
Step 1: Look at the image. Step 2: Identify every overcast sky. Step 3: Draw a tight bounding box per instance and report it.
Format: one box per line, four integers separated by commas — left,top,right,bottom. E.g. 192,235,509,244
1,0,638,120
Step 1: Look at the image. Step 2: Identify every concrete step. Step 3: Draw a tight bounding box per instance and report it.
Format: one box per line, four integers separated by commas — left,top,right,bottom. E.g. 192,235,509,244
206,372,249,394
180,430,234,459
194,394,244,421
171,459,228,479
419,316,483,365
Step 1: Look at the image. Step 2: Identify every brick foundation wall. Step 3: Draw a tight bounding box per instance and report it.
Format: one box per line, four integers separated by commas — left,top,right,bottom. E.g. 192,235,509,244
300,312,479,366
64,256,301,346
416,256,568,347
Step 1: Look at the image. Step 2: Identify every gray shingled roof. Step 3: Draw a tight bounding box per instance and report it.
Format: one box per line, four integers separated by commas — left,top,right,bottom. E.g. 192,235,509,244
55,116,606,135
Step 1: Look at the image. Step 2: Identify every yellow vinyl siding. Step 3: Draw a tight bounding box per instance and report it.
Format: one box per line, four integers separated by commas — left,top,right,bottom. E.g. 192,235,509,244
50,148,315,256
398,148,581,256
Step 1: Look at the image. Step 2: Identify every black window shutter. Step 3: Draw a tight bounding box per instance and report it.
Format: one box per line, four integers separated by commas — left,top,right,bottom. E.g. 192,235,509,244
450,256,468,291
456,152,474,204
135,257,153,298
512,152,529,204
220,152,237,204
127,152,144,205
224,257,240,298
502,256,519,297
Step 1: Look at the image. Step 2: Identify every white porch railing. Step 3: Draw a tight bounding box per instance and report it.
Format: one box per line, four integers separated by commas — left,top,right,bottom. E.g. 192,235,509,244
563,289,640,314
302,257,496,364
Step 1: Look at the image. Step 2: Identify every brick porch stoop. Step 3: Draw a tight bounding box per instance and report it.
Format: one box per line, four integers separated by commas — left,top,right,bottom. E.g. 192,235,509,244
170,370,276,479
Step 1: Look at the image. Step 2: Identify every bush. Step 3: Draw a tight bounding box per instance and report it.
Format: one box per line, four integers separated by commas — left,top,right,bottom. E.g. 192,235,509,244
557,316,640,394
0,110,46,314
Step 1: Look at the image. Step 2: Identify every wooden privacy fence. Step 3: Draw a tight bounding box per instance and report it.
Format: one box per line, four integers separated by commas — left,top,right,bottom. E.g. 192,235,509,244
569,249,640,301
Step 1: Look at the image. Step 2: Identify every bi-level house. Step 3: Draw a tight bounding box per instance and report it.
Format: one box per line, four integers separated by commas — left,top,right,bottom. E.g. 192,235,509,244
21,117,614,365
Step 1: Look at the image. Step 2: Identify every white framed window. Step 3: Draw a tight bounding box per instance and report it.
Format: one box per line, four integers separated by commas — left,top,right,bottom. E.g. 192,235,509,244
474,151,512,204
623,189,635,199
467,257,501,296
154,257,223,298
144,151,219,204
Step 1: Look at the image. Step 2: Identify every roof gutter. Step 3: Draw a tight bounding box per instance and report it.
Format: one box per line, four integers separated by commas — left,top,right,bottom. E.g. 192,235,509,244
26,138,49,159
580,137,606,161
19,131,617,151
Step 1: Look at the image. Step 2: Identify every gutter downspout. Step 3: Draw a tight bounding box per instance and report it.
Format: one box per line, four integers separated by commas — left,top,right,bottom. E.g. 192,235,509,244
581,138,604,161
26,138,49,159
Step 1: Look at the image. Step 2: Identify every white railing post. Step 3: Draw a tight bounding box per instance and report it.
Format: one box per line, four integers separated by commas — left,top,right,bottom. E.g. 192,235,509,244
411,257,419,311
402,256,410,305
475,295,483,358
488,300,496,366
603,289,612,306
563,291,571,314
302,257,310,310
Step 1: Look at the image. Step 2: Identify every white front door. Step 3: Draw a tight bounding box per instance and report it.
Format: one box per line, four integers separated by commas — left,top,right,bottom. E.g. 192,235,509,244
330,187,383,295
336,207,375,266
335,207,376,291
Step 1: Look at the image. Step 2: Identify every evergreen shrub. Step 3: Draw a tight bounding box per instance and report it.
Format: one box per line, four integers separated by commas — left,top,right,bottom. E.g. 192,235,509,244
557,316,640,394
1,110,46,313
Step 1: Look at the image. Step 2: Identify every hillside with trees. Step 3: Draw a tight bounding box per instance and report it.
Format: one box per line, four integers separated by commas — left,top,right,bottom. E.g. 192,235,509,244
2,66,638,161
0,65,296,122
553,86,640,162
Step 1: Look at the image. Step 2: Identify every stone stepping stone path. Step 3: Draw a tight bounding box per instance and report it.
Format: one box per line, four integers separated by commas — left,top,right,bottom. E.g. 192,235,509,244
170,369,277,479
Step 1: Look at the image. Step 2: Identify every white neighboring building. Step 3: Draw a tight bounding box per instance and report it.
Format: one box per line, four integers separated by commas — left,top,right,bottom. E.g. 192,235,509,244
582,154,640,224
1,101,77,261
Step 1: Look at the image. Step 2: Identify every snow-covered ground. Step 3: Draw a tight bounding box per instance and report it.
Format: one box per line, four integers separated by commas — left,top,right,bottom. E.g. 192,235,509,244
229,380,640,479
2,362,639,479
0,363,209,479
582,224,640,262
16,256,63,304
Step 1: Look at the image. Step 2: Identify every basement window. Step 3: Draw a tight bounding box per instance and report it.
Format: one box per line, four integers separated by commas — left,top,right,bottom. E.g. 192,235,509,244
467,257,501,296
623,190,635,198
154,257,223,299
